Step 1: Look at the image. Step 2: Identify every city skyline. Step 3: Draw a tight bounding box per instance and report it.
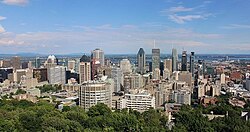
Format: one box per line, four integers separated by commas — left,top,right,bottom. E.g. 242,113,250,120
0,0,250,54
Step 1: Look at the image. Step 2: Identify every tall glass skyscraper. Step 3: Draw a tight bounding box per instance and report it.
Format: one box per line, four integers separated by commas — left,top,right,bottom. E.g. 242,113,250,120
189,52,195,77
137,48,146,74
152,49,160,71
181,51,187,71
172,48,178,72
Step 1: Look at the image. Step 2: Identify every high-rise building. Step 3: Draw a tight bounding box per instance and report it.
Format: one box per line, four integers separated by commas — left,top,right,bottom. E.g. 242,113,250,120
246,79,250,91
79,62,91,84
47,66,66,84
111,67,123,93
172,48,178,72
137,48,146,74
152,49,160,71
189,52,195,77
164,59,172,73
120,59,132,73
221,73,226,85
119,90,155,112
35,57,41,68
181,51,187,71
45,55,57,68
33,68,48,82
0,68,13,83
2,60,11,68
170,89,191,105
79,80,112,110
68,60,76,71
91,48,105,66
11,56,21,70
152,68,161,80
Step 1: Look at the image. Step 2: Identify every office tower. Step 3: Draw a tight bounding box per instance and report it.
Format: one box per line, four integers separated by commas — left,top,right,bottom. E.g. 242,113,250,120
181,51,187,71
120,59,132,73
164,59,172,73
45,55,57,68
189,52,195,77
11,56,21,70
178,71,192,87
152,68,161,80
2,60,11,68
67,60,76,71
47,66,66,84
111,67,123,92
35,57,41,68
79,62,91,84
152,49,160,71
172,48,178,72
91,48,105,66
170,89,191,105
0,68,13,83
33,68,48,82
79,80,112,110
137,48,146,74
221,73,226,85
163,68,170,80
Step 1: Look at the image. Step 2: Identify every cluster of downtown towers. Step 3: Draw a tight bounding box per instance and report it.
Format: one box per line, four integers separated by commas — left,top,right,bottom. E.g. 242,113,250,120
137,48,195,76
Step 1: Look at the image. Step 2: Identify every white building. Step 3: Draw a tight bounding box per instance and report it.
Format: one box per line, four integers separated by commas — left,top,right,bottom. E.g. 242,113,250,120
111,67,124,93
79,79,113,110
120,90,155,112
120,59,132,73
170,89,191,105
47,66,66,84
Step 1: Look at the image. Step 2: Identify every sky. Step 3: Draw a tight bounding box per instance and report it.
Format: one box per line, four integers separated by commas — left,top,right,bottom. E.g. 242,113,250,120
0,0,250,54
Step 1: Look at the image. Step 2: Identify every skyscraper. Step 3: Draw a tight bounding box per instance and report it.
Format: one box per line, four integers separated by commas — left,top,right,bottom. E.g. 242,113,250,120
111,67,123,92
172,48,178,72
79,62,91,84
47,66,66,84
181,51,187,71
35,57,41,69
152,49,160,71
137,48,146,74
11,56,21,70
120,59,132,73
189,52,195,77
164,59,172,73
91,48,105,66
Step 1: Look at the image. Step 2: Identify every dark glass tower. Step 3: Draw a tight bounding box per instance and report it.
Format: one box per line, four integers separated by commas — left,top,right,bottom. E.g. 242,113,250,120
137,48,146,74
172,48,178,72
181,51,187,71
189,52,195,76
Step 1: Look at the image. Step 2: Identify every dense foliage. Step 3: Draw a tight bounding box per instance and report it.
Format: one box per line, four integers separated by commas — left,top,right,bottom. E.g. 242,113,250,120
1,93,250,131
36,84,61,93
0,100,168,131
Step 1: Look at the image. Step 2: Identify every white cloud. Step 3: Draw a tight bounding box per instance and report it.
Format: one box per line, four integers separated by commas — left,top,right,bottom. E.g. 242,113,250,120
0,24,223,54
222,24,250,29
169,14,204,24
0,25,5,33
161,2,212,24
168,6,193,13
0,16,6,21
2,0,29,6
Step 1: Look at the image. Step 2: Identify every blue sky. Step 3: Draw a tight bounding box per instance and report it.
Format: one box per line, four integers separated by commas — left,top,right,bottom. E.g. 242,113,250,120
0,0,250,54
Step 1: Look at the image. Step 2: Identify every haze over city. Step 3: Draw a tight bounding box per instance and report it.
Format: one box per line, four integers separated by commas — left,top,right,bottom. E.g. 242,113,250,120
0,0,250,54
